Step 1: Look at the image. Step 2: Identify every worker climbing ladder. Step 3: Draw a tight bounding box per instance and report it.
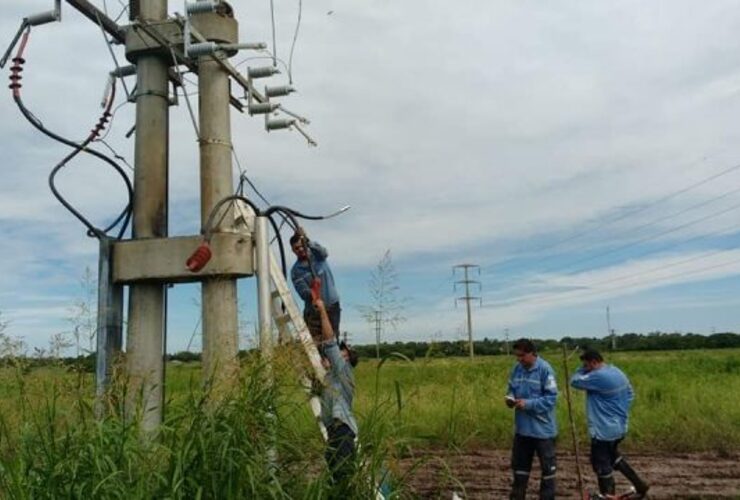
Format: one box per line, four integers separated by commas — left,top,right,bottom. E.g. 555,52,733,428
234,202,328,439
234,202,388,499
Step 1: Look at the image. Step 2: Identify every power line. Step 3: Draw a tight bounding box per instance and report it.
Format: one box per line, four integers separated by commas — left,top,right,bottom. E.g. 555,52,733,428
488,217,740,308
269,0,277,67
533,183,740,277
556,196,740,276
490,247,740,310
288,0,303,84
489,161,740,274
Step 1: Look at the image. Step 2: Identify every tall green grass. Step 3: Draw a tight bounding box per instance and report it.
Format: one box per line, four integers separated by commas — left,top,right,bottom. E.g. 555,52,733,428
354,348,740,453
0,348,736,497
0,350,415,499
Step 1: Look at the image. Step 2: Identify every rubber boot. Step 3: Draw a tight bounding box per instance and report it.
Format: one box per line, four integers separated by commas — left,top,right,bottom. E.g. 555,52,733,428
614,459,649,497
539,476,556,500
510,476,528,500
597,475,616,495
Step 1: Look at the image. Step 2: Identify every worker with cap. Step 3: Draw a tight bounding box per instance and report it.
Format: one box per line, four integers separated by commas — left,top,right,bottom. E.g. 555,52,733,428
505,338,559,500
570,348,649,499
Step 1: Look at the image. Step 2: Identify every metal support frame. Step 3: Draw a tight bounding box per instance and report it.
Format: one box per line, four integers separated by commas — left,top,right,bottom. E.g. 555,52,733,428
95,237,123,416
255,216,273,360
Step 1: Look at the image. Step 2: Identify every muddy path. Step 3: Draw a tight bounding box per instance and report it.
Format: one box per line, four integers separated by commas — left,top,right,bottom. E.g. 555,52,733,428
398,449,740,499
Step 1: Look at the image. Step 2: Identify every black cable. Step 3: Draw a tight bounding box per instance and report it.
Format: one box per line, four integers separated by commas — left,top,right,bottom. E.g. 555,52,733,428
13,92,133,240
202,195,262,240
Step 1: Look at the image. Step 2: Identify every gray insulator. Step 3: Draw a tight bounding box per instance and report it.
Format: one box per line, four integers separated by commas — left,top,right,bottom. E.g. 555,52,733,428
248,102,279,115
188,42,217,58
26,10,58,26
266,118,295,131
248,66,279,79
265,85,295,98
186,1,217,14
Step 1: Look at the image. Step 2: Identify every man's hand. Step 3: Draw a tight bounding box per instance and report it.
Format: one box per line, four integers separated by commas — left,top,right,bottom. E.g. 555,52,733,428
313,298,326,312
514,399,527,410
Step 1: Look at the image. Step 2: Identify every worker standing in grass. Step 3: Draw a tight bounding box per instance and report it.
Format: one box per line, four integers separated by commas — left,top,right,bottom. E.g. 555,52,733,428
314,296,358,493
290,229,341,341
505,338,559,500
571,349,649,499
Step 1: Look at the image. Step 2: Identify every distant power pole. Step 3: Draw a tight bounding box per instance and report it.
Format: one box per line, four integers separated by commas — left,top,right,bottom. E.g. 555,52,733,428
453,264,481,360
606,305,616,350
504,328,510,355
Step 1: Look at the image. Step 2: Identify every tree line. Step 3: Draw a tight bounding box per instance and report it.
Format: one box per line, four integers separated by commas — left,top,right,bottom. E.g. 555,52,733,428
348,331,740,360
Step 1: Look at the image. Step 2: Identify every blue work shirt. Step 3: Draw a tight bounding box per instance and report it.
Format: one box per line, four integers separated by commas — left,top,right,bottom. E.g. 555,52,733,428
506,357,559,439
291,241,340,312
320,340,358,435
570,364,634,441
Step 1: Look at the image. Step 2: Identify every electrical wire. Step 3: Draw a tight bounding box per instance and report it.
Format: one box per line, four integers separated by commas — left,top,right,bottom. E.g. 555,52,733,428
95,9,130,100
287,0,302,84
169,46,200,139
234,53,292,81
490,161,740,274
10,30,132,239
95,137,134,172
556,197,740,276
529,184,740,278
269,0,277,67
490,250,740,310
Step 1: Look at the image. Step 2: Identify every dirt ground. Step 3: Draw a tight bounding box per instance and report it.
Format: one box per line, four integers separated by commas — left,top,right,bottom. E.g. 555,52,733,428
398,448,740,499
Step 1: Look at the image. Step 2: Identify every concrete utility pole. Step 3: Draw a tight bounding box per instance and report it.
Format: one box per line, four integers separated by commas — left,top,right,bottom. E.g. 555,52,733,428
197,10,240,388
453,264,481,360
37,0,311,434
125,0,170,431
504,327,510,355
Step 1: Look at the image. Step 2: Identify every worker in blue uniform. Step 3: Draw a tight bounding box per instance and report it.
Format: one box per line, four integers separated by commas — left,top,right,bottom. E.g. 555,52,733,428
505,338,559,500
290,228,341,341
571,348,649,498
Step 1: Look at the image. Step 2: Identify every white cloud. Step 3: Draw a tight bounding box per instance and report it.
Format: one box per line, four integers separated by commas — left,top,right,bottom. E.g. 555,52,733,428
3,1,740,348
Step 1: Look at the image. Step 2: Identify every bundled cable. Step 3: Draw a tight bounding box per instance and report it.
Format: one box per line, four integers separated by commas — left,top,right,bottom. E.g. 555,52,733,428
188,194,349,281
9,28,133,240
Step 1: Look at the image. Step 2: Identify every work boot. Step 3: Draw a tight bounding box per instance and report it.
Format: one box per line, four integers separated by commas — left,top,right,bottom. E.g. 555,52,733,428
510,476,528,500
597,475,616,495
614,459,649,497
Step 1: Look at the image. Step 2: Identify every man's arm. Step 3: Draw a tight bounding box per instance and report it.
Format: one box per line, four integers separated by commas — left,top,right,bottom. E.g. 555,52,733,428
570,367,605,392
291,267,313,302
316,299,345,376
308,240,328,261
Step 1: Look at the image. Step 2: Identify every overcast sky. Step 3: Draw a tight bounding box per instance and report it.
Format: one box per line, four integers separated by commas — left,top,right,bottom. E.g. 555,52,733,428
2,0,740,354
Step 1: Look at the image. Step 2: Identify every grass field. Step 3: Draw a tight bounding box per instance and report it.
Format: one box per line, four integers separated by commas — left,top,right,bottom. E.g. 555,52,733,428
0,348,737,497
353,348,740,453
